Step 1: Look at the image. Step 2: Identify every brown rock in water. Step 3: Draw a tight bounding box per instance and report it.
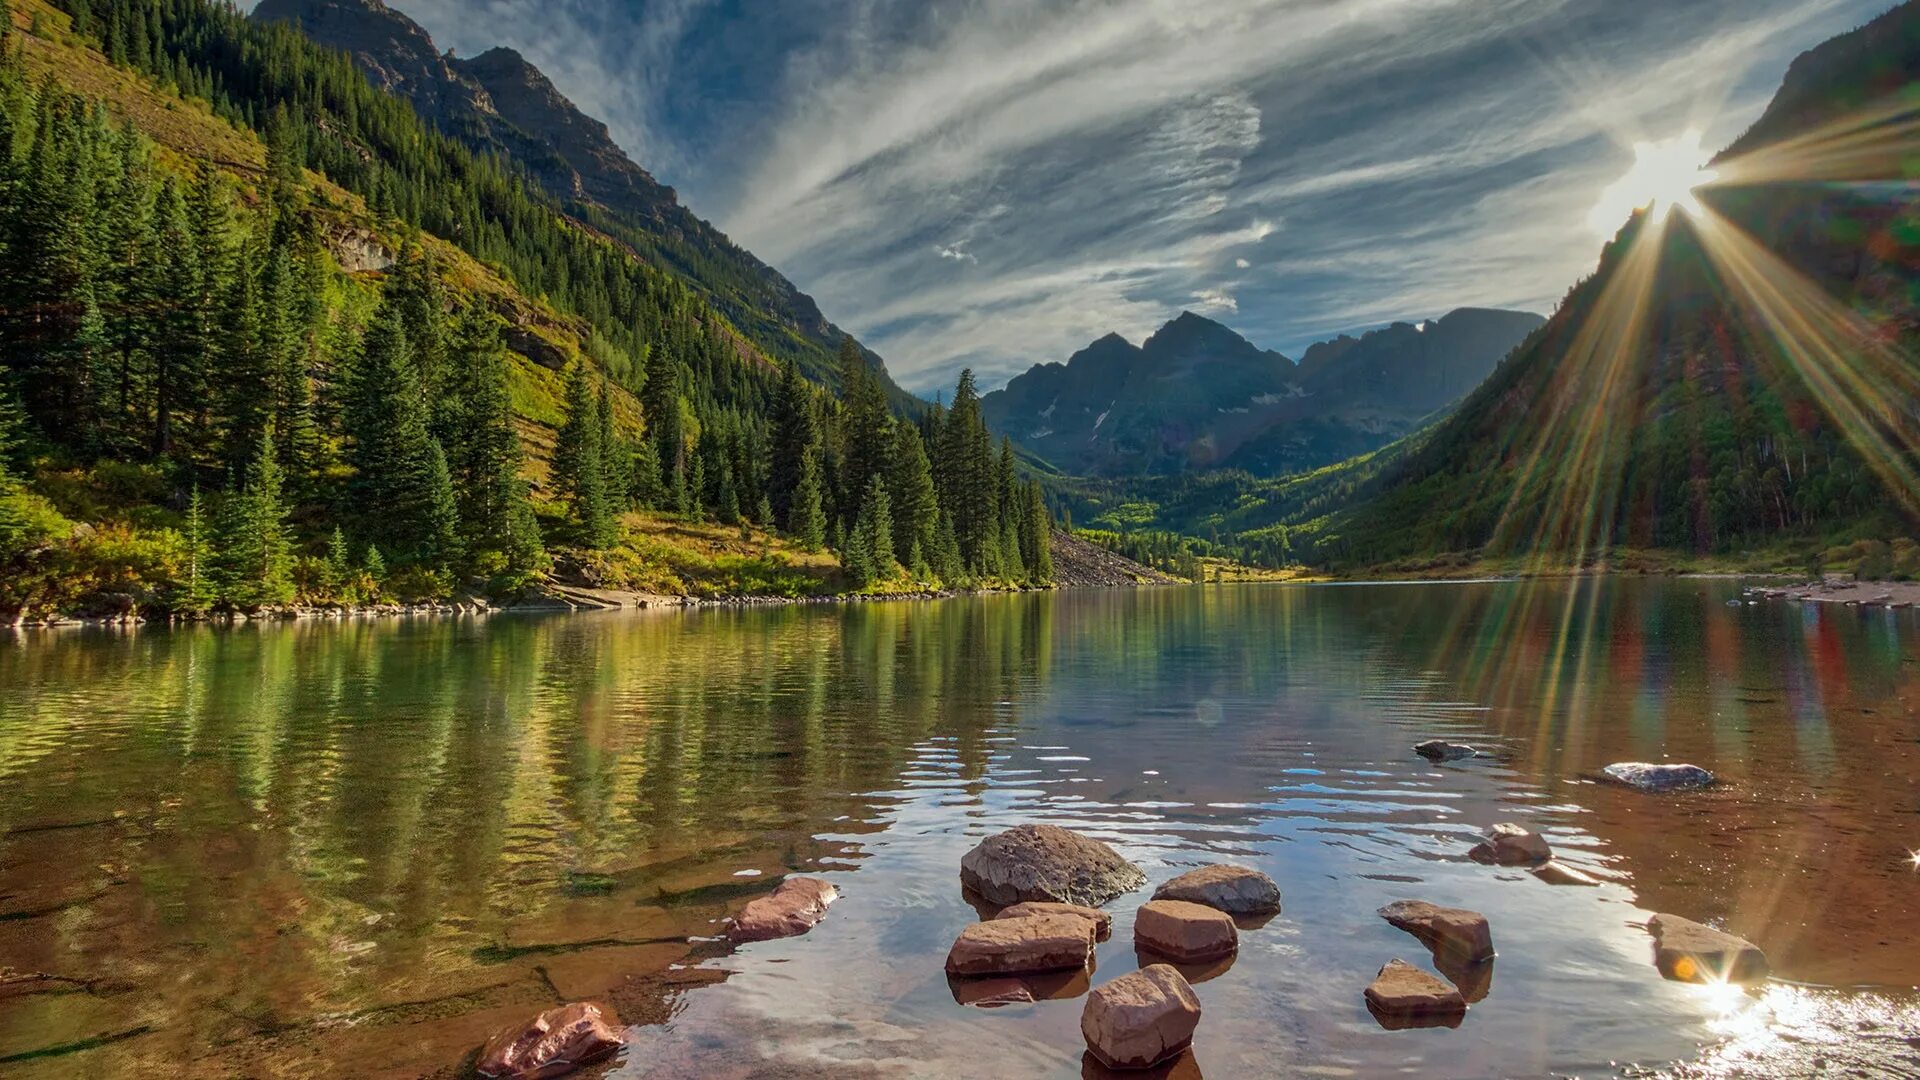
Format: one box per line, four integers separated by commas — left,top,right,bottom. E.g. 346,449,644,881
961,824,1147,906
1364,959,1466,1026
1133,899,1238,962
946,913,1097,977
1648,914,1769,984
950,976,1037,1008
1414,739,1479,761
1080,964,1203,1071
949,966,1093,1007
726,877,838,943
476,1001,624,1079
1150,864,1281,916
997,900,1114,940
1377,900,1495,963
1468,822,1551,866
1532,860,1601,887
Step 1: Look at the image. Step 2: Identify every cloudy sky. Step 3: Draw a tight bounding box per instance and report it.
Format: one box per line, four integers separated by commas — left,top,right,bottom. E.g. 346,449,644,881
394,0,1889,395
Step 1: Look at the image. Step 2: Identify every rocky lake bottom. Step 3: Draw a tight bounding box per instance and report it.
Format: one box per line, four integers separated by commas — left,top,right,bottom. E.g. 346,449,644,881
0,579,1915,1078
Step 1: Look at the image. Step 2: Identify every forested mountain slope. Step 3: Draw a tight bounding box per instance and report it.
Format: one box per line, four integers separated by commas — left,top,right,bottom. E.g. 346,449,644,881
1295,1,1920,570
982,307,1540,477
249,0,913,407
0,0,1054,618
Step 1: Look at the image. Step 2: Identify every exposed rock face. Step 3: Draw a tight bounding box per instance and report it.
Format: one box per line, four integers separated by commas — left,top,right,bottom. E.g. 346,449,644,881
323,224,393,273
476,1001,624,1079
1364,959,1466,1023
1378,900,1495,963
960,825,1146,907
945,914,1097,977
1080,964,1202,1071
1602,762,1717,792
1414,739,1479,762
250,0,913,406
1532,861,1601,887
1648,914,1770,984
1150,865,1282,917
1133,900,1238,962
726,877,838,943
995,900,1113,941
1469,822,1551,866
1048,529,1184,587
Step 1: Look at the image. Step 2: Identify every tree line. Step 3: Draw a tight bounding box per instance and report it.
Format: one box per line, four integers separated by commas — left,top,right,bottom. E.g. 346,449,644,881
0,6,1049,614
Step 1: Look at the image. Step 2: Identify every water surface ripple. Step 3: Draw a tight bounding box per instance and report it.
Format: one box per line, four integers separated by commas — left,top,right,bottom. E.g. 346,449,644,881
0,580,1914,1077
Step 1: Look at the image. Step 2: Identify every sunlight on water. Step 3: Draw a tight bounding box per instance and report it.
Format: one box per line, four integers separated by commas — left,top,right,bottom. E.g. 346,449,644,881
0,580,1915,1077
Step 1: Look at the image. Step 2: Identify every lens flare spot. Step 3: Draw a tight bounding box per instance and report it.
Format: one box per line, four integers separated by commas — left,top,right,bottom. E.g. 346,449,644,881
1588,129,1720,236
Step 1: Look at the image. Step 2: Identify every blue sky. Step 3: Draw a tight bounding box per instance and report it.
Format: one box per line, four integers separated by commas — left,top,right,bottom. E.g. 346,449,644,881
394,0,1891,396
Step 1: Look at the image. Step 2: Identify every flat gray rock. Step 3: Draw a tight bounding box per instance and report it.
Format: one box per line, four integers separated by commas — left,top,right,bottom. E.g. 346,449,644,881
1602,762,1716,791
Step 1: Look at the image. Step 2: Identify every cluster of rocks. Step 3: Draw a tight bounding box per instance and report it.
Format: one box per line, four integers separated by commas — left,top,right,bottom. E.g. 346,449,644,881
946,824,1280,1070
471,747,1760,1078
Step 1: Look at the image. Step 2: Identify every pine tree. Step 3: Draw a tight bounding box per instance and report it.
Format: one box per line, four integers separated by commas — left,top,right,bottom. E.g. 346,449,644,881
930,511,964,585
341,308,460,567
208,425,295,608
788,444,826,552
246,422,295,606
1022,480,1053,583
552,360,613,546
835,334,891,536
629,428,664,509
594,382,627,522
642,341,687,513
442,307,542,569
937,369,997,572
325,525,354,604
768,358,817,525
888,421,937,570
846,474,895,588
996,439,1025,582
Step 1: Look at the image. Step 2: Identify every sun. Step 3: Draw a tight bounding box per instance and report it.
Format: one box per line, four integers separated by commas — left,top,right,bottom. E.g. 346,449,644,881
1587,130,1721,236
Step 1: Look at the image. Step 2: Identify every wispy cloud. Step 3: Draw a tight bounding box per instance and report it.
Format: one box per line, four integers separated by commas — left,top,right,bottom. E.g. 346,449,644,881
386,0,1887,392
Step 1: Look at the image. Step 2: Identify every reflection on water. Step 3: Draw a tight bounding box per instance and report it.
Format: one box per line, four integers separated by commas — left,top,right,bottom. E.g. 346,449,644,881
0,580,1914,1078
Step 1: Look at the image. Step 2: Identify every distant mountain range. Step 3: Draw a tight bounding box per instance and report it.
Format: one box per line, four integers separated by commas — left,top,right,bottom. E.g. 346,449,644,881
251,0,911,404
981,308,1543,477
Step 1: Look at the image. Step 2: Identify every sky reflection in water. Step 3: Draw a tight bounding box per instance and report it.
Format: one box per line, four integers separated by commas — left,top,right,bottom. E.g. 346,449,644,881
0,579,1915,1077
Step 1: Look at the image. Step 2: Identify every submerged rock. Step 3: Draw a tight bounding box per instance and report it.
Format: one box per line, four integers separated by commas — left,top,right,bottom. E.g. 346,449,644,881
1150,864,1281,916
476,1001,624,1079
726,877,839,943
997,900,1114,940
1364,959,1466,1026
1468,822,1551,866
1648,913,1769,984
1080,964,1202,1071
1414,739,1479,762
1531,860,1601,887
1602,762,1716,791
946,913,1097,977
949,966,1092,1007
1134,899,1238,962
960,824,1146,907
1378,900,1495,964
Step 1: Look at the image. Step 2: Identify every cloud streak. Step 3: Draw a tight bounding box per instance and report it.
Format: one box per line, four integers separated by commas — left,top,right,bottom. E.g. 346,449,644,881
390,0,1887,394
